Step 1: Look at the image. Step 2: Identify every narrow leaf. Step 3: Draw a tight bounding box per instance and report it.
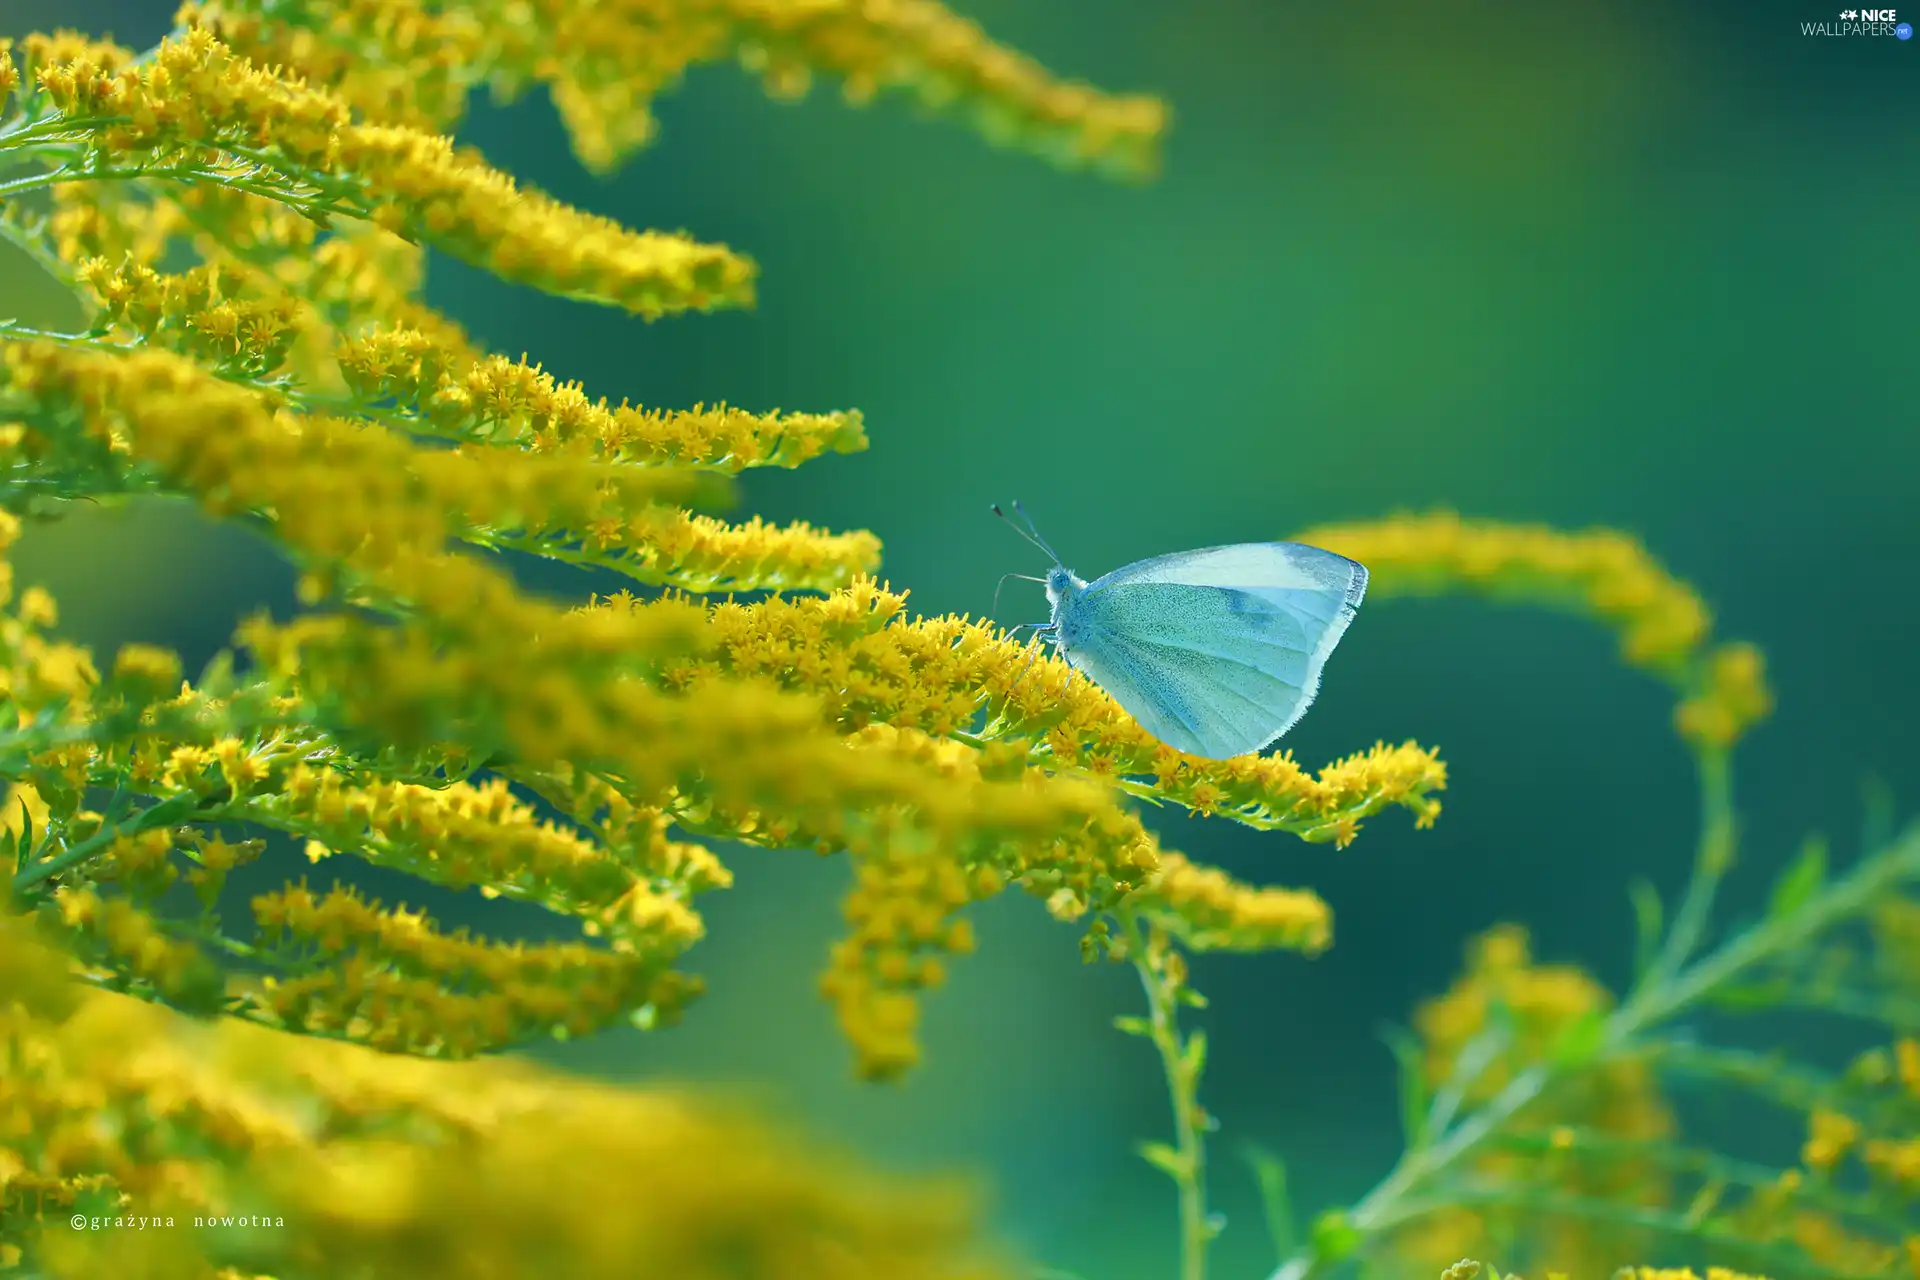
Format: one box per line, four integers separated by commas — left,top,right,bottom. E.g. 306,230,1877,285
1628,877,1662,980
1242,1142,1297,1261
1136,1140,1192,1183
1767,834,1828,921
1549,1008,1609,1068
1862,774,1894,853
1381,1025,1428,1148
1181,1030,1208,1077
1112,1015,1152,1038
1706,979,1792,1012
14,795,34,873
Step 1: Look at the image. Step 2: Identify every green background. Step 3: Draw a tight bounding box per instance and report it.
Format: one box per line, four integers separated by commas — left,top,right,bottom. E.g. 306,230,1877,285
1,0,1915,1274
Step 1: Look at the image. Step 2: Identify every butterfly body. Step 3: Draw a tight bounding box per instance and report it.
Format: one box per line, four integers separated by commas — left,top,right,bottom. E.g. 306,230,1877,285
1035,542,1368,760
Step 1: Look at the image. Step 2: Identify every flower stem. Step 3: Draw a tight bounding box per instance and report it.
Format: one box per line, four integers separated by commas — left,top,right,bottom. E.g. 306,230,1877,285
1261,763,1920,1280
1127,913,1211,1280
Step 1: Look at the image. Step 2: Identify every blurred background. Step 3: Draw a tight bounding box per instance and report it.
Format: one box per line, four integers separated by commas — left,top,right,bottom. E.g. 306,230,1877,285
1,0,1915,1274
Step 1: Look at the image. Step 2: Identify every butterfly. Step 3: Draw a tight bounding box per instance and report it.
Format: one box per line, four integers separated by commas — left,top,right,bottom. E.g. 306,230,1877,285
993,502,1368,760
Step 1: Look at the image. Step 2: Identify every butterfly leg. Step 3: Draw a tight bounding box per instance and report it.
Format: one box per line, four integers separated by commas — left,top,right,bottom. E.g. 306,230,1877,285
1006,625,1056,704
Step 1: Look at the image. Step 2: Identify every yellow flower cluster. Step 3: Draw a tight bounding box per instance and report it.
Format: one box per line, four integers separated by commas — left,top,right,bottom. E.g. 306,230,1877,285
1294,512,1774,751
1441,1266,1777,1280
1712,1164,1915,1278
49,886,226,1011
182,0,1168,179
0,912,1007,1279
1795,1038,1920,1215
179,0,484,134
249,564,1429,1076
1,584,726,1058
257,767,715,959
29,30,757,317
0,512,102,723
338,329,872,473
1141,851,1332,954
46,173,186,272
0,341,736,582
76,257,305,377
0,39,18,116
238,881,700,1056
12,323,878,594
55,177,479,395
652,579,1446,840
578,579,1436,1072
1395,926,1673,1277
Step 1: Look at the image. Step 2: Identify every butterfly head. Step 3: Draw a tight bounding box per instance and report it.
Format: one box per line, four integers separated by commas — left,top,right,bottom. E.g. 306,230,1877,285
1043,565,1085,611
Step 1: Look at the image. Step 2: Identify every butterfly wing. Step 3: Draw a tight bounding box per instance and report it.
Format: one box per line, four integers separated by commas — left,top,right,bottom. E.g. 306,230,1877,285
1059,543,1367,759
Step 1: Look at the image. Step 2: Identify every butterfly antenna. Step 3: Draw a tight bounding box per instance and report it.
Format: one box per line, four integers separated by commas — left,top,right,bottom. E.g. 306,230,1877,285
990,502,1052,561
992,499,1065,566
1011,499,1065,563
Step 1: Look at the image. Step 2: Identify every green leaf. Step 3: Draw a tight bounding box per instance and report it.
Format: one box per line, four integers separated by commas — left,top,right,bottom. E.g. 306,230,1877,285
1767,834,1828,921
1706,979,1792,1012
1242,1142,1297,1261
1309,1209,1361,1265
1181,1030,1208,1077
1549,1007,1609,1068
196,649,238,699
1861,774,1894,853
14,795,35,873
1628,877,1662,980
1111,1015,1152,1038
1380,1025,1428,1148
1136,1140,1192,1183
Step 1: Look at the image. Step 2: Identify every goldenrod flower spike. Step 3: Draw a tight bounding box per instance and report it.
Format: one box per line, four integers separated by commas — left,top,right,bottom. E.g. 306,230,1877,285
0,39,18,117
22,31,757,318
1293,512,1775,750
655,581,1447,839
183,0,1169,180
0,910,1007,1277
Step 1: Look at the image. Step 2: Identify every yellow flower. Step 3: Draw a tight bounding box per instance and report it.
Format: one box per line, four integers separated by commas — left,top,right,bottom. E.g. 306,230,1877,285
29,30,758,318
183,0,1168,180
0,913,1008,1277
1294,512,1774,750
1394,925,1672,1277
1802,1108,1860,1172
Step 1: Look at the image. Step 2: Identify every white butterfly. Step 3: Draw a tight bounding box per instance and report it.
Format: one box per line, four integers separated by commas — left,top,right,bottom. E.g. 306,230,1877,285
995,502,1368,759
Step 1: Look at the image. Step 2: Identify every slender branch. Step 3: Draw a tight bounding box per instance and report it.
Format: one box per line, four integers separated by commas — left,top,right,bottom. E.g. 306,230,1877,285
1126,912,1212,1280
1263,809,1920,1280
1638,747,1735,995
11,787,230,895
1370,1185,1883,1280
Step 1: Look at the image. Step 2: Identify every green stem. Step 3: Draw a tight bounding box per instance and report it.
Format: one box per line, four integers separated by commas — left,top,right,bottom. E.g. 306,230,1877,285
10,788,226,895
1127,913,1211,1280
1371,1185,1881,1280
1262,814,1920,1280
1638,747,1735,996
